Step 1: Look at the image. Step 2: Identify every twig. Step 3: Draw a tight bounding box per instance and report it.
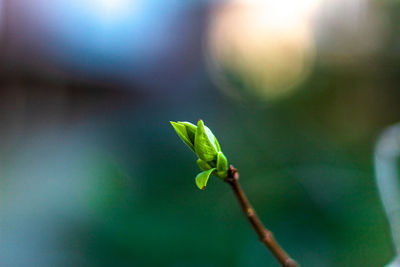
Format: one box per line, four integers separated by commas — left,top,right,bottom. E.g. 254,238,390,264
225,165,299,267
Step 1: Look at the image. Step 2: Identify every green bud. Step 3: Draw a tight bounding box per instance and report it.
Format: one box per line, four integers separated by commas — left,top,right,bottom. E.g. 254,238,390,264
171,119,230,190
177,121,196,144
195,120,219,161
170,121,195,151
216,151,228,178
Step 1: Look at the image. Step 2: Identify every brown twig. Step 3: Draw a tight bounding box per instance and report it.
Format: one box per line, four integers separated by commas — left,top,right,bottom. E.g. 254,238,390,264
225,165,299,267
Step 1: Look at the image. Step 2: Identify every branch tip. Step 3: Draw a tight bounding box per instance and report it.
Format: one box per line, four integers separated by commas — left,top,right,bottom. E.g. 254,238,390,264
225,165,239,184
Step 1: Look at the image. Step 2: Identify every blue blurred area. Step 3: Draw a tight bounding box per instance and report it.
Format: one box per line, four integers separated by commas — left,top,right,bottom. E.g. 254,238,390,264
7,0,207,90
42,0,185,73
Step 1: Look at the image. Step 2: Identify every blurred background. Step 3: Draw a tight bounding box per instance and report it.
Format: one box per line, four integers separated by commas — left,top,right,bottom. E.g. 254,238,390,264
1,0,400,266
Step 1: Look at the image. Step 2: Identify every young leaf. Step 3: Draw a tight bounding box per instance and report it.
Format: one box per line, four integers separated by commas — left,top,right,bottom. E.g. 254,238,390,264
178,121,197,144
170,121,194,151
195,120,218,161
195,168,216,190
214,136,221,152
204,125,218,150
216,151,228,172
197,159,212,171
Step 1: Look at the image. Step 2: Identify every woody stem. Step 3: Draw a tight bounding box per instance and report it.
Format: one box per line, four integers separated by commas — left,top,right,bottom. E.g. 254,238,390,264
224,165,299,267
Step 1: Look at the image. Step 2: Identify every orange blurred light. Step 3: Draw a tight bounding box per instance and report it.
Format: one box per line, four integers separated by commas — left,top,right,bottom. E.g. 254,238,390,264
207,0,320,101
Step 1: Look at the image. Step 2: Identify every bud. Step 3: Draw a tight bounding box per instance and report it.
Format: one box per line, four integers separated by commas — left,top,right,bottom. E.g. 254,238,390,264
194,120,220,161
171,119,229,189
170,121,196,151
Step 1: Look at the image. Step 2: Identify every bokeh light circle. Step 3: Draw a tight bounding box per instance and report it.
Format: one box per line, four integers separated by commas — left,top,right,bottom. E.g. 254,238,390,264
207,0,320,102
